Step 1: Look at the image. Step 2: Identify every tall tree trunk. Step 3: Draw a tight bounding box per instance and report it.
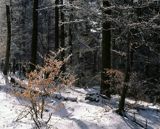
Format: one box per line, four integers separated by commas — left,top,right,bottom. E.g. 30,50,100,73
118,32,131,115
60,0,65,72
69,0,73,63
3,5,11,76
47,15,51,53
30,0,38,71
101,0,111,97
12,58,16,74
55,0,59,50
93,50,97,74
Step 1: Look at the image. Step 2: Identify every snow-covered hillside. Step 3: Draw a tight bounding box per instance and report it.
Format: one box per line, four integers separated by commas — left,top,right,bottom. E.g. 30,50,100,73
0,73,160,129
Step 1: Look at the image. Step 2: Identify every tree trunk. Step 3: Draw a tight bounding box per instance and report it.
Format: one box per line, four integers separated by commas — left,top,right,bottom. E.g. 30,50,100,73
3,5,11,76
118,32,131,115
60,0,65,72
47,15,51,53
100,0,111,97
69,0,73,63
12,58,16,74
55,0,59,50
30,0,38,71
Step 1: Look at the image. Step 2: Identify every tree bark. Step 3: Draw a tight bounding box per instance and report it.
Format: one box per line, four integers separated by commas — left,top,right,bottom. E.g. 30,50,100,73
60,0,65,72
3,5,11,76
118,32,131,114
100,0,111,97
30,0,38,71
47,15,51,53
69,0,73,63
55,0,59,50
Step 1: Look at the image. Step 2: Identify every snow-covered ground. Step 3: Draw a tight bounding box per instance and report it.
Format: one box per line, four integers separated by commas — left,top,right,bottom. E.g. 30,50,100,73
0,73,160,129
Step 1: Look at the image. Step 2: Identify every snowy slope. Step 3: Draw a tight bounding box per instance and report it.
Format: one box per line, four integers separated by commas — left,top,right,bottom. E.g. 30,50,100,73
0,73,160,129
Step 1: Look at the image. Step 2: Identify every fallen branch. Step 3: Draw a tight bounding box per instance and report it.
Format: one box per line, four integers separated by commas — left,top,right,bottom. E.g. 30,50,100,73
53,94,77,102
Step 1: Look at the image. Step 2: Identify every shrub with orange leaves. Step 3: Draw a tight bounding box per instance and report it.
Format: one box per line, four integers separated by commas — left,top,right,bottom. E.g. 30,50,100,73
16,49,76,129
104,69,124,94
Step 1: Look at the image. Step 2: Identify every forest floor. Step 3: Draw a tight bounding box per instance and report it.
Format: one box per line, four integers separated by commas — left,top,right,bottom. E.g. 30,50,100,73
0,73,160,129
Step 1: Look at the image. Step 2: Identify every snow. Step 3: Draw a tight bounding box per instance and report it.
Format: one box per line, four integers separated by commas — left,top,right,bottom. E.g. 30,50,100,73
0,92,33,129
0,72,6,85
0,73,160,129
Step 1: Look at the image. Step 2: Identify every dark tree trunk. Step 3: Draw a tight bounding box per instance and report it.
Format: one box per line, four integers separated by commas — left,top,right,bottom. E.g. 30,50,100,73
137,7,142,22
93,50,97,74
60,0,65,72
69,0,73,63
55,0,59,50
100,0,111,97
118,32,131,115
12,58,16,74
30,0,38,71
47,15,51,53
3,5,11,76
